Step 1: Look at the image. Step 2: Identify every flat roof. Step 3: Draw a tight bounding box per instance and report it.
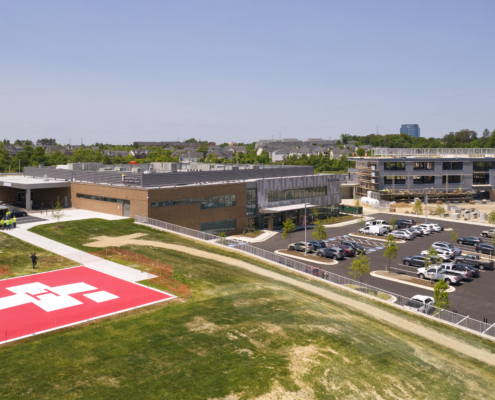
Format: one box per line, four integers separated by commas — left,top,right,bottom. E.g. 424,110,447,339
259,203,318,214
0,176,70,190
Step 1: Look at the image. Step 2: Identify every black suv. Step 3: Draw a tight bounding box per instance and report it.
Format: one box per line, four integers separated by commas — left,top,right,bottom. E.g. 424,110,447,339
458,236,483,246
396,219,412,229
403,255,436,267
475,243,495,255
454,263,480,278
340,240,366,255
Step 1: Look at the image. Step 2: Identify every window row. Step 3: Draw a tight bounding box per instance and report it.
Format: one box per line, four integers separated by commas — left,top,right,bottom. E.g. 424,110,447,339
384,162,406,171
201,219,237,234
76,193,130,204
442,162,463,170
413,162,435,170
151,194,237,209
267,186,327,202
383,176,463,185
473,162,495,171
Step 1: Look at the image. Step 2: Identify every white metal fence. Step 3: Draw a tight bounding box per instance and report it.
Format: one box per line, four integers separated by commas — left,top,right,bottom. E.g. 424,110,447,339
134,215,495,339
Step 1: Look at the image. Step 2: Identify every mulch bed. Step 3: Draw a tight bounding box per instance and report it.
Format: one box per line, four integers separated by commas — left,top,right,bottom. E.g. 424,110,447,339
375,271,435,288
350,232,399,241
278,249,336,263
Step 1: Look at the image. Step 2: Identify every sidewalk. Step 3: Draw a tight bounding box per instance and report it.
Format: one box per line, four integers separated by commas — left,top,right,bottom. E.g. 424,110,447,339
3,210,148,283
21,209,127,230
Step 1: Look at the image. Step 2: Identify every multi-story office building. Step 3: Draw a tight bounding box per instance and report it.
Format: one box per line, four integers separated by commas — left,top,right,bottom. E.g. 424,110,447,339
400,124,420,139
0,163,342,234
351,148,495,201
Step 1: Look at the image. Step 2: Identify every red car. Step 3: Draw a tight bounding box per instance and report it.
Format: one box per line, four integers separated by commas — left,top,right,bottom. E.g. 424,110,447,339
338,245,356,257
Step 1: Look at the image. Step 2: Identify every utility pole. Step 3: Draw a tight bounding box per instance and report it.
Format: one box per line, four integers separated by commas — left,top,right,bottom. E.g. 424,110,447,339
425,189,428,223
304,203,307,255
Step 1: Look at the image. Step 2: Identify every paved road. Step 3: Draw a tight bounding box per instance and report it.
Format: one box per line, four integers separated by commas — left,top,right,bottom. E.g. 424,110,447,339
15,215,48,225
253,214,495,323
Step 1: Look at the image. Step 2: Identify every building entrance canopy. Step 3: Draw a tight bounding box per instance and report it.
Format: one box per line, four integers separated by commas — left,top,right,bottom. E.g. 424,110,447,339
259,203,317,214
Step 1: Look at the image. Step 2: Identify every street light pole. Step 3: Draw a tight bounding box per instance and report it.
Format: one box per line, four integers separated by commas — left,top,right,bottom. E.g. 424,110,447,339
304,203,307,255
425,189,428,223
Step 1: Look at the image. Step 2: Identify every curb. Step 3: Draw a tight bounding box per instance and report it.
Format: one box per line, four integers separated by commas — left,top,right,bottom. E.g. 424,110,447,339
323,216,374,228
370,271,456,292
274,250,338,265
348,233,406,244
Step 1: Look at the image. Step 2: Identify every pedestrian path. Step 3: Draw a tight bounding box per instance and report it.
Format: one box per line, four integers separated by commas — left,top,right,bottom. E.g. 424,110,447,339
3,226,149,283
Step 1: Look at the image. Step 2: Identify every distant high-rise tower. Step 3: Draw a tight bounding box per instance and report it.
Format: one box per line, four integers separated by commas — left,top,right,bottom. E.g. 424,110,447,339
400,124,420,139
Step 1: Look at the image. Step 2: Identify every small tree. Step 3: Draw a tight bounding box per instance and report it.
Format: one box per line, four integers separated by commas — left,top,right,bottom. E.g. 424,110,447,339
282,218,296,247
424,247,442,283
310,207,319,223
348,254,371,283
311,219,328,241
216,231,227,245
357,213,366,228
435,203,446,218
434,279,450,310
354,199,361,208
51,196,65,227
389,216,396,231
383,234,398,272
487,210,495,226
451,228,458,244
412,200,423,218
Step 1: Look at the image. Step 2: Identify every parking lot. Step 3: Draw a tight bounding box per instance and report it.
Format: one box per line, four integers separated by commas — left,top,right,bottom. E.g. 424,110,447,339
252,214,495,323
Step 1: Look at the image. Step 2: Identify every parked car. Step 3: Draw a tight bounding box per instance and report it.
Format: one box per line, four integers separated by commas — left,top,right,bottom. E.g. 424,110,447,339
417,224,434,233
365,220,391,232
432,242,462,256
340,240,366,255
421,249,451,261
454,263,480,278
409,227,425,237
308,240,327,250
288,242,314,253
404,295,435,314
413,226,430,235
391,230,413,240
359,225,387,236
475,243,495,255
457,236,483,246
403,229,419,238
398,219,417,226
454,254,494,270
424,223,442,233
396,219,412,229
432,223,444,232
304,266,322,276
338,245,356,257
10,210,27,218
402,255,436,267
480,229,495,238
437,262,472,280
317,247,345,260
416,266,462,285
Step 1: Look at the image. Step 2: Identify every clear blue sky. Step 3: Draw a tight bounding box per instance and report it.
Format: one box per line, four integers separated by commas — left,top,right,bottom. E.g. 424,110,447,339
1,0,494,144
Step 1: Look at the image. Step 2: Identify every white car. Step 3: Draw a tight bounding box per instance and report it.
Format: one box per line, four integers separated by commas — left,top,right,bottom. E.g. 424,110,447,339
428,223,442,232
414,226,430,235
417,224,434,233
421,249,451,261
432,242,462,256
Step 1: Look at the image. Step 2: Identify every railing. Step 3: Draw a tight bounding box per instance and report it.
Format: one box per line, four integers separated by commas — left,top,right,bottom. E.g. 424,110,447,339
134,215,495,340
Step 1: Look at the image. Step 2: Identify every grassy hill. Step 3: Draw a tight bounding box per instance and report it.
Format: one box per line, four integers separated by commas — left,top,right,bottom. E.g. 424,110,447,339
0,219,490,398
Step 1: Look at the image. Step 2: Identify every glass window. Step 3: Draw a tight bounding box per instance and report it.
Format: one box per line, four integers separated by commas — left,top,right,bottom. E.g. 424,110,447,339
76,193,129,205
384,162,406,171
443,162,463,171
442,175,463,184
201,219,237,234
413,176,435,185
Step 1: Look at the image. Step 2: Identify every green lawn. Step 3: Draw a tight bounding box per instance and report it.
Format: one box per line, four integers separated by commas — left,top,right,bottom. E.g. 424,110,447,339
0,232,77,278
0,219,487,398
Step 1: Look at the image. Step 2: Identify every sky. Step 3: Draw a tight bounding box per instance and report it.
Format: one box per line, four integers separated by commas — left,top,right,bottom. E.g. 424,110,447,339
1,0,494,145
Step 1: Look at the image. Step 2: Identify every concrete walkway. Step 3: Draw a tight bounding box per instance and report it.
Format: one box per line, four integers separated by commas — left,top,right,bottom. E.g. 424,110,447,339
3,210,149,283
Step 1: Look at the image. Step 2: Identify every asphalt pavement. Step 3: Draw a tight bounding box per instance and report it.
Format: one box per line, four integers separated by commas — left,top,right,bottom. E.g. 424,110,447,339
253,213,495,323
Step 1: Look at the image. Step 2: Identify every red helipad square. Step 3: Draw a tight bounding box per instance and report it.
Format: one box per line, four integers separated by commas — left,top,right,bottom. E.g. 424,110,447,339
0,266,176,343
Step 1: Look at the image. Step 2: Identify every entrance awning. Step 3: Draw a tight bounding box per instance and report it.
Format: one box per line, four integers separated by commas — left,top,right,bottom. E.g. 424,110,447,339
259,203,318,214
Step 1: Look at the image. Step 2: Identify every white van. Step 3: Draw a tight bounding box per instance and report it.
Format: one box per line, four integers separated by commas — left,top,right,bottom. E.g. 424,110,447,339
359,225,388,236
365,220,390,232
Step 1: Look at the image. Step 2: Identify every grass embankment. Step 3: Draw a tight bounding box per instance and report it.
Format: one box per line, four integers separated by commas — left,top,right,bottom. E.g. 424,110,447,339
4,219,490,398
0,232,77,278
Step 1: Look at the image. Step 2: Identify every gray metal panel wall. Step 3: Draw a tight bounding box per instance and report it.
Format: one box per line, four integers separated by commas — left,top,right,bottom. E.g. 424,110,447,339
257,175,341,208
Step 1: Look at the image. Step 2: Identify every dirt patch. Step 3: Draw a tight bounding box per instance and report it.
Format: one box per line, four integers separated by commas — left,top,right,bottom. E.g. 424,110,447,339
375,271,436,288
84,232,495,367
185,316,220,334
